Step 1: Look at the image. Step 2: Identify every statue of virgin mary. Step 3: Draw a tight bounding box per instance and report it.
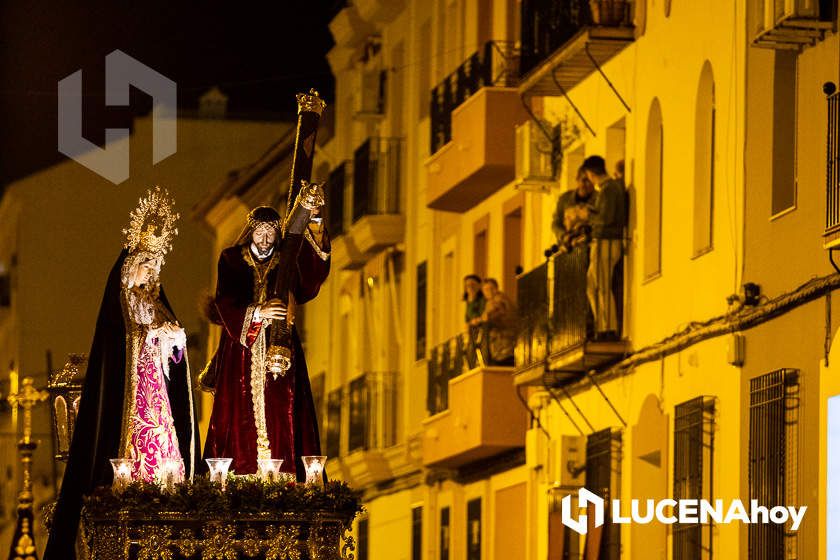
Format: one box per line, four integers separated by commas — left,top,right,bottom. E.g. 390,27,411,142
44,187,201,559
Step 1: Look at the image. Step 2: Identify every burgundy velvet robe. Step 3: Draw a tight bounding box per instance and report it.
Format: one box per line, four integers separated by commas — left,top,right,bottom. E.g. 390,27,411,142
203,234,329,477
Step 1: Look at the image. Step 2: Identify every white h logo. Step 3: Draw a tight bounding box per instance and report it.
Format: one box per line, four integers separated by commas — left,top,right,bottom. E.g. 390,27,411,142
561,487,605,535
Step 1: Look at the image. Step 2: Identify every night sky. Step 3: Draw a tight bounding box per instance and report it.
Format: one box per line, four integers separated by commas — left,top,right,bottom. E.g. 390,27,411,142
0,1,342,188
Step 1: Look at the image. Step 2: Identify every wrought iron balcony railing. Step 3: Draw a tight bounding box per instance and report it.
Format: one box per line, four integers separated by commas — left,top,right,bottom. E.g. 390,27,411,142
426,326,492,416
515,244,625,378
324,372,400,458
429,40,519,155
519,0,632,78
352,137,402,223
347,372,399,454
825,83,840,236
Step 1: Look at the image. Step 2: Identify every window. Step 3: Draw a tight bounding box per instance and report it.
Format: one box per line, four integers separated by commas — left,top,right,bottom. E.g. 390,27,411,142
467,498,482,560
673,396,715,560
586,428,621,560
416,262,428,360
348,375,370,452
325,388,342,459
693,62,715,255
412,506,423,560
440,507,451,560
771,51,797,216
749,369,799,559
357,518,369,560
644,98,664,279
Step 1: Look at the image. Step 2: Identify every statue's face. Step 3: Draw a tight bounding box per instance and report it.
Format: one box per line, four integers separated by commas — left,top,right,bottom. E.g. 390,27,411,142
251,224,277,255
133,257,161,287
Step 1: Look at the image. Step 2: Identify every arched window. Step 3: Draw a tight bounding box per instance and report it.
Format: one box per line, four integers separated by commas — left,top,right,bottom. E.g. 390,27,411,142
644,98,664,279
693,61,715,256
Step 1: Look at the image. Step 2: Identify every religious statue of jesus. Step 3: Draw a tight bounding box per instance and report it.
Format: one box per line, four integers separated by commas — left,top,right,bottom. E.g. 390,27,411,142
200,205,330,478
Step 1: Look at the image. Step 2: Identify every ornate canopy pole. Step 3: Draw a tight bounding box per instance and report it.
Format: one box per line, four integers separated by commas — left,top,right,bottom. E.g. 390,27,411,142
7,377,49,560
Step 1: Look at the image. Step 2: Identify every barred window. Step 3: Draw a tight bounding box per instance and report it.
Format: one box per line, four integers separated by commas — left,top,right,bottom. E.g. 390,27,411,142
467,498,481,560
348,376,370,453
412,506,422,560
749,369,799,560
673,396,715,560
585,428,621,560
440,507,451,560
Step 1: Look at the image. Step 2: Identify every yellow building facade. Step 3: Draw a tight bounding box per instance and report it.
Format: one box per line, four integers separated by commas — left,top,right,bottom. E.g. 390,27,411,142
192,1,840,559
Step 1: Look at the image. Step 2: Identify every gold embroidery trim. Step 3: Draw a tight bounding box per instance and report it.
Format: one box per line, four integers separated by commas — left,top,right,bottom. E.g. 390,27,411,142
241,304,259,347
250,326,271,461
304,228,330,261
241,246,279,463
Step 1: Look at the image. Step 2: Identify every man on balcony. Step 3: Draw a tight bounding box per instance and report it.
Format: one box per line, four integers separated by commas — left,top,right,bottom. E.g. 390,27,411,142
582,155,626,341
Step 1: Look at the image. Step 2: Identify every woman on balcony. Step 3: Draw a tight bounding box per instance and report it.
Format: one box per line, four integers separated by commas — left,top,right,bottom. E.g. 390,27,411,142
470,278,517,366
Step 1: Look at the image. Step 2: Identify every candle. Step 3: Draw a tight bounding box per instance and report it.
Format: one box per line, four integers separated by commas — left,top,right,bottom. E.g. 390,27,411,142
110,458,133,492
205,458,233,490
158,458,184,492
257,458,284,483
301,455,327,486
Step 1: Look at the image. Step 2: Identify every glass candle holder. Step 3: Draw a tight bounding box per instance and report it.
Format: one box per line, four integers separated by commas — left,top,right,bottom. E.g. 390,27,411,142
158,458,184,492
301,455,327,485
257,458,284,483
205,458,233,489
110,458,133,492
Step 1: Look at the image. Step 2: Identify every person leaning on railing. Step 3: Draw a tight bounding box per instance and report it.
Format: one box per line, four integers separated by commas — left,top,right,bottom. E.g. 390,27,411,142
582,155,627,342
552,165,596,253
468,278,517,366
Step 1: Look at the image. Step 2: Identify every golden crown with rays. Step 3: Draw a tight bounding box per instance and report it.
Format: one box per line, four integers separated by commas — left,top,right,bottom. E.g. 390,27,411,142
122,186,180,258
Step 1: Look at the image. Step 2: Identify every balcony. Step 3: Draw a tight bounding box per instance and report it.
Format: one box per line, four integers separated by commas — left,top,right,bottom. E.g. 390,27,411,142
514,246,630,387
325,372,400,488
425,41,527,212
422,330,526,468
825,83,840,248
752,0,834,49
328,137,404,269
518,0,635,97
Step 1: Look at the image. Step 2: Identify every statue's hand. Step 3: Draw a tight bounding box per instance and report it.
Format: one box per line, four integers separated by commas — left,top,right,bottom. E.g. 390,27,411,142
258,299,288,321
